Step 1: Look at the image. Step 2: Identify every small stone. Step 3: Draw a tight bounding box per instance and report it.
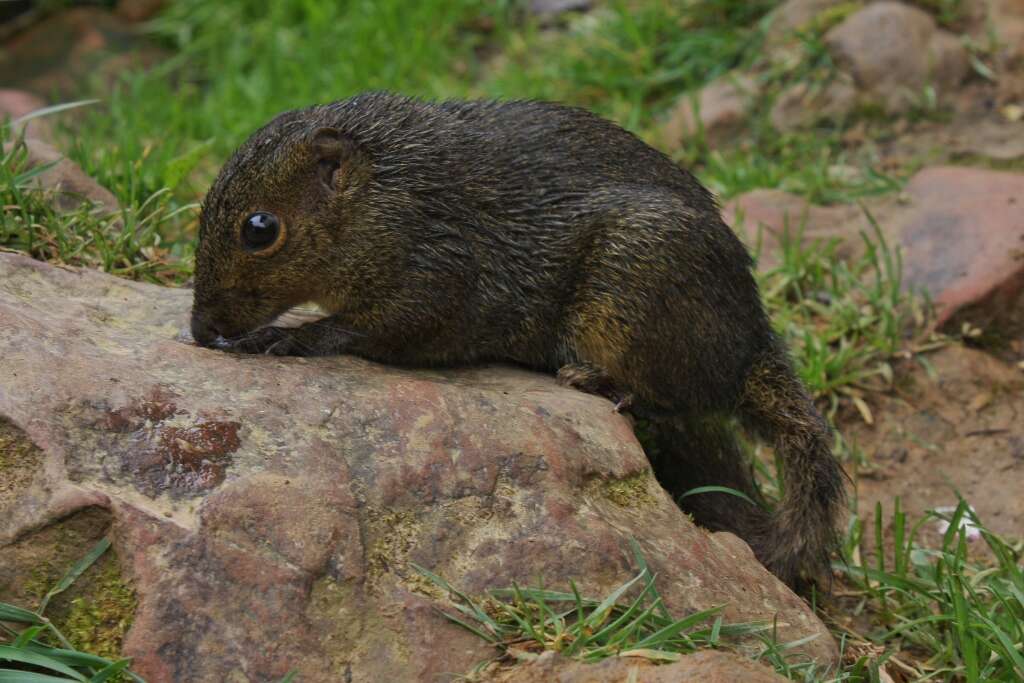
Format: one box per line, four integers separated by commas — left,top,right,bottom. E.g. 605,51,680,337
660,73,760,150
0,90,52,142
824,2,969,112
13,139,120,214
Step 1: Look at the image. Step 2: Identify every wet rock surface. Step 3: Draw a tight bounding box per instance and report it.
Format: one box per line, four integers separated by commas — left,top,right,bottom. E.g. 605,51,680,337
0,253,836,681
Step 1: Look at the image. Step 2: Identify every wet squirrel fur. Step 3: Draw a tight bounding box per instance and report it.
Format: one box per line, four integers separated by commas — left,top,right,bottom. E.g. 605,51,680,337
191,92,846,589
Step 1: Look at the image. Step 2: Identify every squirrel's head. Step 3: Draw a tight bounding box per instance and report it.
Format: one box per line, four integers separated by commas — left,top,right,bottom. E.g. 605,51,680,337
190,111,372,347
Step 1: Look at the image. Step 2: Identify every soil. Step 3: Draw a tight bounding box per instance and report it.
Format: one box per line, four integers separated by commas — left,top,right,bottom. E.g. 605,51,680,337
845,344,1024,544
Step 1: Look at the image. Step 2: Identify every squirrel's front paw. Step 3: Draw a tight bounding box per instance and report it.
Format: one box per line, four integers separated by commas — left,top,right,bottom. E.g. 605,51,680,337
221,327,298,356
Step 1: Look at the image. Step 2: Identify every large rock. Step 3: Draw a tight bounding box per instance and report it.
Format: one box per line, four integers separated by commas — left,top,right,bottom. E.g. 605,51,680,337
0,254,837,681
723,166,1024,334
894,166,1024,331
824,2,969,112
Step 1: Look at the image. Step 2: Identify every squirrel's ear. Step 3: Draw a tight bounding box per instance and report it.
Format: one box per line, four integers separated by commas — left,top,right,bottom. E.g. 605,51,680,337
310,127,366,192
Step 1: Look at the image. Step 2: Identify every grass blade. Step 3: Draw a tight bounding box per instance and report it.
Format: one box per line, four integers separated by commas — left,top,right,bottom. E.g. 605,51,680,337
0,646,87,681
38,538,111,615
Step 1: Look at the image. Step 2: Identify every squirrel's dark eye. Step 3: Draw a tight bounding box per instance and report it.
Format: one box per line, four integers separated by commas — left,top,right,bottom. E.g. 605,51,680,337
241,212,281,252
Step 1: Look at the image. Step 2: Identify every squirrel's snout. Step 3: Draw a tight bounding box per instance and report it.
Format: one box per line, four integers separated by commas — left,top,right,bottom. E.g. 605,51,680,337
190,312,224,348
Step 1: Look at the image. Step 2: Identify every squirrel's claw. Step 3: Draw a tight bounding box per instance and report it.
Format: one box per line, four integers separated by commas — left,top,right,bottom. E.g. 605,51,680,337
221,326,296,356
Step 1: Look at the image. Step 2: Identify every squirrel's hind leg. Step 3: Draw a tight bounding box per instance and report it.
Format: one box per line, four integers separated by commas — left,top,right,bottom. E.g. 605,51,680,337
556,362,634,412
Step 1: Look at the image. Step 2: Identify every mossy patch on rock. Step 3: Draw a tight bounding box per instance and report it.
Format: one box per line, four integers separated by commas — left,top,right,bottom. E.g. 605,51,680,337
591,473,656,508
0,504,136,661
0,416,44,509
53,556,137,661
364,508,422,589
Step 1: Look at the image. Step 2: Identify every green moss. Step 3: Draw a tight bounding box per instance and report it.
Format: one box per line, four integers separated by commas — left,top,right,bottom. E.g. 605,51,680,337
53,556,137,662
600,473,656,508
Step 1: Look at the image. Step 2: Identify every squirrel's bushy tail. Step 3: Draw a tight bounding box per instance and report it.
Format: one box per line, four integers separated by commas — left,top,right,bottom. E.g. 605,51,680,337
736,339,846,587
645,337,846,590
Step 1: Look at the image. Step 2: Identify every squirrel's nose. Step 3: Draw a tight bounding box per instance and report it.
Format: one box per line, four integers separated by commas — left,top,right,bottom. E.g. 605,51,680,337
190,312,223,347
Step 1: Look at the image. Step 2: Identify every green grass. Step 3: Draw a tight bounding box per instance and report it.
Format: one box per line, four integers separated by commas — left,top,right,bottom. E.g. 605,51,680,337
0,123,193,283
836,498,1024,682
409,501,1024,683
746,208,928,418
64,0,503,205
411,545,848,680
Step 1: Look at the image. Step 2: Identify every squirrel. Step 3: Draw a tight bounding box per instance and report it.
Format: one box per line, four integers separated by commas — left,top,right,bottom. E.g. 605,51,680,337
190,92,846,590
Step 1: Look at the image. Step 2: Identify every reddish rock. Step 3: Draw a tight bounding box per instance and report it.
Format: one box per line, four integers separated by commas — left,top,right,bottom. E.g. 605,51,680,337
0,89,52,142
0,254,837,681
724,167,1024,334
723,189,868,269
825,2,969,112
492,650,786,682
894,166,1024,331
12,139,120,214
660,73,760,149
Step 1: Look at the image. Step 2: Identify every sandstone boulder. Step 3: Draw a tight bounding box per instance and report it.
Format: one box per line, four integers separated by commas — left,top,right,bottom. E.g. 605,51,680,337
0,254,837,681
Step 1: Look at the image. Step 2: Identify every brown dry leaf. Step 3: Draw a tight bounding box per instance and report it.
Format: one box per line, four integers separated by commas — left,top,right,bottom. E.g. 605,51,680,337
968,392,993,413
852,395,874,425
